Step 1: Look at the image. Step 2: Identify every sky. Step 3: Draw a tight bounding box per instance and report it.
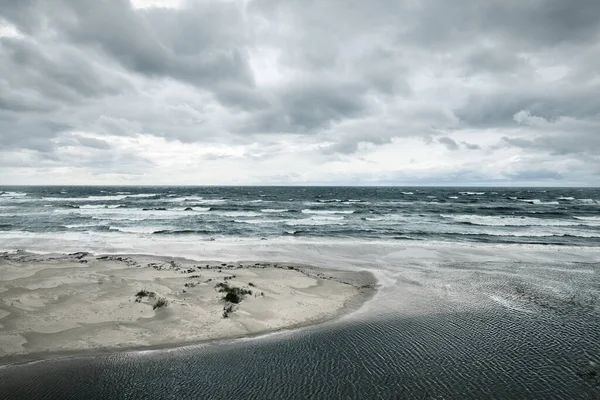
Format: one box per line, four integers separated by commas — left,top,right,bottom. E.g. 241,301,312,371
0,0,599,186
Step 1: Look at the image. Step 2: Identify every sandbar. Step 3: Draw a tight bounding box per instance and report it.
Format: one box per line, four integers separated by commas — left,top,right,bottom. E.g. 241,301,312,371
0,251,376,363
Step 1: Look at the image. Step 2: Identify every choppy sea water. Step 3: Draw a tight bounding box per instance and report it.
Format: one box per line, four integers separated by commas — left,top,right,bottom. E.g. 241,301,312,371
0,187,599,399
1,186,599,246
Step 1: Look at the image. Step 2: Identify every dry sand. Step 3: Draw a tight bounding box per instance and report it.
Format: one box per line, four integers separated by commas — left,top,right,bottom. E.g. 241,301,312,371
0,251,376,362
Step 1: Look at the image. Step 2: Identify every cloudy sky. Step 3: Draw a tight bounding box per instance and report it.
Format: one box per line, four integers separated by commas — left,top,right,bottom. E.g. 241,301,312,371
0,0,599,186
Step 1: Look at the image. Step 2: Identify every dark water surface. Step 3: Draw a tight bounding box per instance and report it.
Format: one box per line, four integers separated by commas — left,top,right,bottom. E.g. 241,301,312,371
1,309,598,399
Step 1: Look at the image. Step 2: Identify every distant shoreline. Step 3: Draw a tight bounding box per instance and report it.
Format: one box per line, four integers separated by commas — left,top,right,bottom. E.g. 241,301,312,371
0,251,377,365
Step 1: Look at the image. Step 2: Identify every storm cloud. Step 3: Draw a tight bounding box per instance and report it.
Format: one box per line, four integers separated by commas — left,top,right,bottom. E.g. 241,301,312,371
1,0,599,185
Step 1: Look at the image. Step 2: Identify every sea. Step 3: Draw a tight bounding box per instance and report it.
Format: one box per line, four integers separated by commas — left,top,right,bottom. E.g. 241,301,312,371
1,186,599,246
0,186,599,399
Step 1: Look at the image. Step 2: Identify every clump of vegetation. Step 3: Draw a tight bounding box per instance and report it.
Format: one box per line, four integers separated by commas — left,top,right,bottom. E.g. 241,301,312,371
223,304,235,318
224,291,242,303
135,289,156,302
215,282,253,308
153,297,168,310
214,282,230,292
248,282,255,287
184,282,196,288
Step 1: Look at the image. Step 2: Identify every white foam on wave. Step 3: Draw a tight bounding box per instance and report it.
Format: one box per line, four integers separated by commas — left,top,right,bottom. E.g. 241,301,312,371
169,196,204,202
519,199,559,205
261,209,289,213
301,209,354,215
440,214,590,227
217,211,261,218
110,226,171,234
558,197,575,201
234,219,281,225
54,207,209,220
181,207,211,212
448,196,459,199
65,223,107,229
573,216,600,226
439,229,600,238
402,192,413,195
79,204,122,209
285,217,346,226
43,195,128,201
578,199,599,205
0,191,27,198
125,193,158,198
459,192,485,195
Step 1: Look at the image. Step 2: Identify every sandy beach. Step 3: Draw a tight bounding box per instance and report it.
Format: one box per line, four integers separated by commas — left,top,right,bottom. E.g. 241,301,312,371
0,251,376,362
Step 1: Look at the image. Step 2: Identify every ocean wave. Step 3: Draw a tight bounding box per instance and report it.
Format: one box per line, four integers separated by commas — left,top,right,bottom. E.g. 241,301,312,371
125,193,158,198
43,195,129,201
430,230,600,238
301,209,354,215
573,216,600,226
317,199,342,203
152,229,212,235
65,223,107,229
558,197,575,201
402,192,414,195
261,209,290,213
519,199,560,205
0,191,27,198
441,214,593,227
80,204,122,209
459,192,485,195
111,226,172,234
181,207,211,212
234,219,281,225
285,218,346,226
55,208,207,220
215,211,262,218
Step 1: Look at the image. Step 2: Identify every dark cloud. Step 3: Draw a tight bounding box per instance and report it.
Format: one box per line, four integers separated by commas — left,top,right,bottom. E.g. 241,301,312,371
437,137,459,151
462,142,481,150
75,137,112,150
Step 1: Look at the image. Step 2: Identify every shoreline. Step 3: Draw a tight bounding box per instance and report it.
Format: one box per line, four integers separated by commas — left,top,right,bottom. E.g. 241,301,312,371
0,251,377,366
